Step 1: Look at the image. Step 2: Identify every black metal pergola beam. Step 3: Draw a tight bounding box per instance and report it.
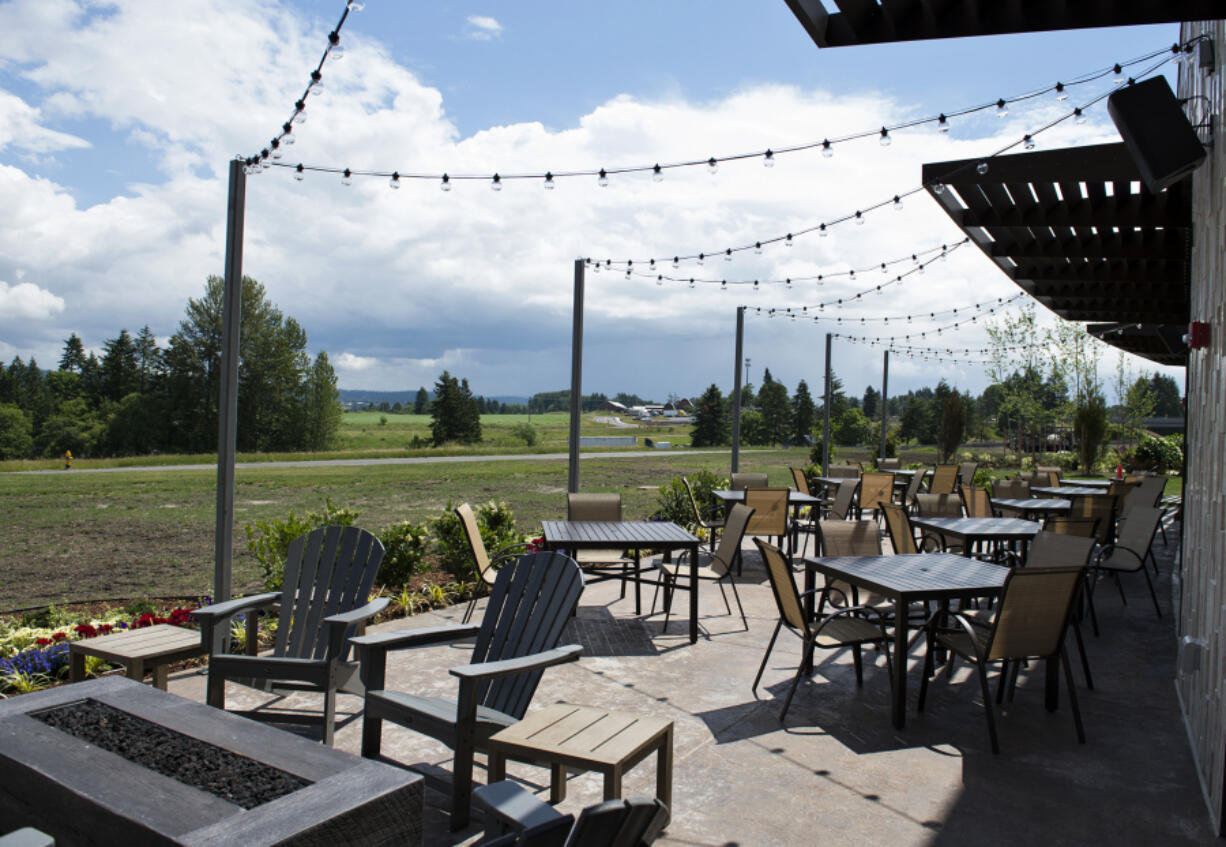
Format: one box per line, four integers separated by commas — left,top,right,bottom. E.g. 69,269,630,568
785,0,1221,48
923,142,1192,367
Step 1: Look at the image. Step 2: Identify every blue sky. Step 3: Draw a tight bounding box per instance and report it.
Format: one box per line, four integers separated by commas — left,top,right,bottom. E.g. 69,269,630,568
0,0,1184,402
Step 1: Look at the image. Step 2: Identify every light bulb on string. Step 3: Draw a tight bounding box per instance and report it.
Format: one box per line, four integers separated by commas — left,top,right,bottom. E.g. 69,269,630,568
655,275,662,286
652,164,663,182
763,149,775,168
880,263,888,274
753,280,760,293
819,224,828,237
347,0,364,9
938,114,949,133
440,173,451,191
295,163,305,181
754,242,762,255
293,100,307,123
598,169,608,188
720,281,727,291
976,161,989,175
786,278,792,290
388,171,400,189
491,173,502,191
724,249,733,262
341,168,352,186
328,31,343,59
282,125,295,145
1112,63,1125,83
893,195,903,211
855,211,865,225
649,259,656,271
1055,82,1068,101
707,157,718,175
310,70,323,95
785,233,794,247
688,279,695,289
672,257,680,270
932,182,946,194
1024,134,1036,150
1074,107,1087,124
821,139,833,158
879,127,891,146
544,172,555,190
995,98,1008,117
697,253,705,266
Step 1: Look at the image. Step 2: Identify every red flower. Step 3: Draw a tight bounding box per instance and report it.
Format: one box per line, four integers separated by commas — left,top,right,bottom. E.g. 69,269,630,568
98,624,114,634
51,632,67,641
527,536,545,552
74,623,98,638
35,637,52,646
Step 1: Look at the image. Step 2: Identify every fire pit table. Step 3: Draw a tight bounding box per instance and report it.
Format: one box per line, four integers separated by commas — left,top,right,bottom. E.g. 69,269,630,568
0,676,423,846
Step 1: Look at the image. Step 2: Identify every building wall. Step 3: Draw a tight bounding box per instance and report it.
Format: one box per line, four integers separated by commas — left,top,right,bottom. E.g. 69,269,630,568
1177,19,1226,835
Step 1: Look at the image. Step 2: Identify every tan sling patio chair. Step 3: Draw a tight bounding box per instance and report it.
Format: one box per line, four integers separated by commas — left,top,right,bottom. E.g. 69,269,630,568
730,472,769,491
456,502,535,623
651,503,754,634
857,472,896,522
929,464,958,494
1086,506,1163,632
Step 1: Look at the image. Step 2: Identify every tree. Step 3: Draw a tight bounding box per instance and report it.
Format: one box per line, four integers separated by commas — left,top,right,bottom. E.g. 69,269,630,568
1074,391,1109,474
1148,373,1183,417
791,380,816,444
899,395,931,444
430,371,481,445
937,392,967,462
59,334,87,373
691,384,729,447
0,404,32,459
100,329,140,402
303,352,342,450
614,392,645,407
413,386,430,415
757,379,791,445
739,409,768,445
1122,376,1157,451
832,407,873,446
135,325,163,393
862,385,880,419
458,378,483,442
738,381,756,409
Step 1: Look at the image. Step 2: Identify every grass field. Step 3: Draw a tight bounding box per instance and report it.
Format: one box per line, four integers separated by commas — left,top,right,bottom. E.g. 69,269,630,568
0,446,805,610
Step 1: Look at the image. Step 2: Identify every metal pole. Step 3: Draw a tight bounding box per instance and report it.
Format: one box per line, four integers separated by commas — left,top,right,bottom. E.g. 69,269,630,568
822,333,832,476
731,307,744,473
214,159,245,604
567,259,584,493
879,350,889,463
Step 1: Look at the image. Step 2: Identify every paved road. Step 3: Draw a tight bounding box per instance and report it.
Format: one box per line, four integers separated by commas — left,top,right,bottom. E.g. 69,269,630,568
17,449,735,475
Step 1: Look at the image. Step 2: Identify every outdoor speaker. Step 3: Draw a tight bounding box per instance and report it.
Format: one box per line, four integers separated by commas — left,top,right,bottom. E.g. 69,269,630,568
1107,77,1206,193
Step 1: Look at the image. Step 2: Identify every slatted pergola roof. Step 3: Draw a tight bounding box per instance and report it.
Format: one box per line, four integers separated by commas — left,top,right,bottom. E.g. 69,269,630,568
784,0,1221,48
921,142,1191,365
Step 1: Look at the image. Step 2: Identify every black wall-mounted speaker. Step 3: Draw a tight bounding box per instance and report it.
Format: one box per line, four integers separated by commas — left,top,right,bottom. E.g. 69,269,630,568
1108,76,1207,193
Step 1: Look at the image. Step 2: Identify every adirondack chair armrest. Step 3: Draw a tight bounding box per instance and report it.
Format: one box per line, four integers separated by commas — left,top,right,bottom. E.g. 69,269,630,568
450,644,583,682
192,592,280,651
322,597,391,658
352,624,483,692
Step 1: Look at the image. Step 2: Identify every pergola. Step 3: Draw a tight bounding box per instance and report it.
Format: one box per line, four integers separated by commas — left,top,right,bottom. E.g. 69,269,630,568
784,0,1221,48
920,142,1192,366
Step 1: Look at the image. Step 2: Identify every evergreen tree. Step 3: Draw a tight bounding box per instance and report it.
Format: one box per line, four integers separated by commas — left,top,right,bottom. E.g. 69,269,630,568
862,385,880,419
101,329,140,401
937,391,967,462
1148,373,1183,417
303,352,342,450
458,378,483,442
691,384,729,447
414,386,430,414
135,326,163,393
430,372,481,444
757,379,791,446
59,334,87,373
791,380,816,444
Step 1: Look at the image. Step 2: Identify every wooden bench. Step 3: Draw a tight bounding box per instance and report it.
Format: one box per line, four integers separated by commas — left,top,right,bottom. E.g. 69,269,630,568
69,624,206,690
487,702,673,810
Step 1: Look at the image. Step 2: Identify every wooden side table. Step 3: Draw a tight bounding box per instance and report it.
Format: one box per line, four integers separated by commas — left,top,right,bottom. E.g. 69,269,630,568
487,703,673,810
69,624,206,690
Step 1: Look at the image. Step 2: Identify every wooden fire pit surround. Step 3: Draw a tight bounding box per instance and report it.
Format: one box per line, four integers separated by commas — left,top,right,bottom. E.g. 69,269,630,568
0,677,423,846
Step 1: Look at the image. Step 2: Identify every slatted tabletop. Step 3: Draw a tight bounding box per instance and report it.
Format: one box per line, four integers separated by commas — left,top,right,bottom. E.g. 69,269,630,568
992,497,1071,518
69,624,205,690
487,702,673,808
542,521,701,643
1032,486,1109,497
910,516,1043,544
711,489,822,505
1059,478,1114,489
801,552,1008,729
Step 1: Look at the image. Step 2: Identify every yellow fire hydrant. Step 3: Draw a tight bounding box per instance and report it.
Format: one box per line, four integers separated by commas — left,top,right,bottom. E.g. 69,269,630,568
64,450,72,470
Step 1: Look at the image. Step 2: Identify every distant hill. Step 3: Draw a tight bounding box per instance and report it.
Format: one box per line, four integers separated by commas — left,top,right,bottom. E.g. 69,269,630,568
339,389,529,410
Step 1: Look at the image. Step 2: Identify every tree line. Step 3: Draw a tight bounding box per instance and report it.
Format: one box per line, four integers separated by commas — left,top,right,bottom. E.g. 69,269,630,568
365,389,651,416
0,276,342,460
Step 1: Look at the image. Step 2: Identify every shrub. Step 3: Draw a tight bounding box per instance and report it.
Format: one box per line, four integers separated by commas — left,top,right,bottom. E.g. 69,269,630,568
510,422,539,446
1134,435,1182,472
377,520,432,587
808,437,836,466
655,470,729,528
244,499,359,591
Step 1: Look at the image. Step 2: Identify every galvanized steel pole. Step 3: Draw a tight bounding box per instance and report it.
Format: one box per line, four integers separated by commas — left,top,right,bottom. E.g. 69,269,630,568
822,333,832,476
567,259,584,493
879,350,889,463
731,306,744,473
214,159,245,604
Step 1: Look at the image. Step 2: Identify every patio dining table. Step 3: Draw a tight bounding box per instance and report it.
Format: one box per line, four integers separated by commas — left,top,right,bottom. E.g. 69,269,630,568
1031,486,1109,498
541,520,701,643
990,497,1071,520
910,516,1041,558
801,552,1009,728
1059,478,1113,489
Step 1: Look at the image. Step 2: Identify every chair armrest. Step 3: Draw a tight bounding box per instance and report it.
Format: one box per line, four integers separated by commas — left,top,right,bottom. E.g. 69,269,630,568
926,610,985,660
324,597,390,628
354,624,481,692
451,644,582,682
490,541,534,561
191,592,280,623
815,604,888,630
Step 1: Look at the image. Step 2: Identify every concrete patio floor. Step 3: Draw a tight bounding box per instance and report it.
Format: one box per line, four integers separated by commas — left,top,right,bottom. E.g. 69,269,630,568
167,516,1216,845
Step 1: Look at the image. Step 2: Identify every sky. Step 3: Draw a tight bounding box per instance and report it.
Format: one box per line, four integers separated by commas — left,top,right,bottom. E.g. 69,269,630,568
0,0,1188,404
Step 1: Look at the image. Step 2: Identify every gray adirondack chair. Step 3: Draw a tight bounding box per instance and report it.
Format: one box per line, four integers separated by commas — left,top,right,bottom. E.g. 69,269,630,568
475,780,669,846
354,551,585,831
192,524,388,745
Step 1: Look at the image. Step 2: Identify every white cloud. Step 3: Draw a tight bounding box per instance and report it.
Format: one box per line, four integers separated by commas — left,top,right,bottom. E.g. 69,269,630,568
0,0,1177,399
464,15,502,40
0,280,66,321
0,90,90,155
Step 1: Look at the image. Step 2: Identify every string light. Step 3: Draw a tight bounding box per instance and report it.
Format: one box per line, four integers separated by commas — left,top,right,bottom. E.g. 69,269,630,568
388,171,400,189
879,127,892,147
763,150,775,168
440,173,451,191
995,98,1008,117
598,168,609,187
491,173,502,191
1023,134,1036,150
341,167,352,185
544,172,555,190
249,35,1181,182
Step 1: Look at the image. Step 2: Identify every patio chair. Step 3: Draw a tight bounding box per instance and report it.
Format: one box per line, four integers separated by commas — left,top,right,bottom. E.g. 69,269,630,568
651,503,753,634
917,565,1087,754
567,492,636,591
1086,506,1163,631
457,502,535,624
915,493,964,552
929,464,958,494
900,469,927,512
752,538,892,721
826,478,858,521
1042,516,1100,538
880,501,921,555
856,472,895,523
744,487,792,558
878,457,901,471
1069,493,1117,546
474,780,669,847
730,472,768,491
958,461,979,487
991,477,1030,500
828,463,862,479
960,484,992,518
1036,465,1064,485
816,519,886,608
354,551,584,831
193,525,388,745
683,476,724,554
1123,475,1170,545
789,467,818,556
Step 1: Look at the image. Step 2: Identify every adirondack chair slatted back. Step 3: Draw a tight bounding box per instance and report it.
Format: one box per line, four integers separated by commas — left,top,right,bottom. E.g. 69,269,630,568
472,551,584,720
275,525,385,661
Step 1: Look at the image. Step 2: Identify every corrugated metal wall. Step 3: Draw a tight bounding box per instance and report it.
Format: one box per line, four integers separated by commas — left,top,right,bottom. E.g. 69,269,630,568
1177,19,1226,835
